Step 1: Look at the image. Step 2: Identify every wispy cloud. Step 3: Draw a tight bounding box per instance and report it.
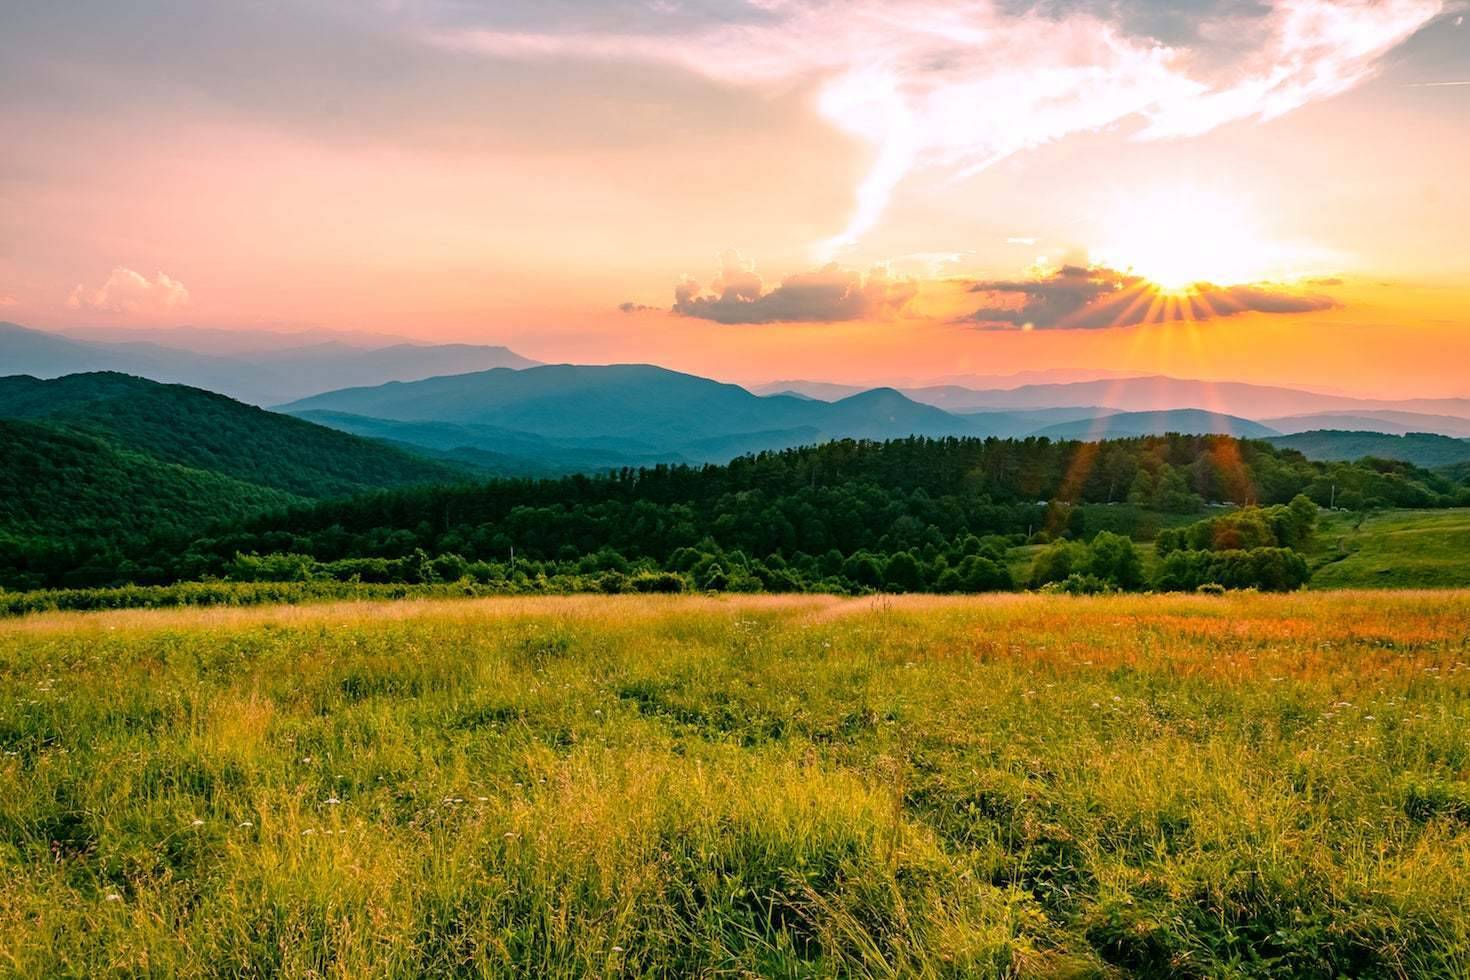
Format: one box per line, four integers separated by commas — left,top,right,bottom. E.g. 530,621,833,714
670,250,917,324
433,0,1442,257
67,267,189,315
965,264,1338,329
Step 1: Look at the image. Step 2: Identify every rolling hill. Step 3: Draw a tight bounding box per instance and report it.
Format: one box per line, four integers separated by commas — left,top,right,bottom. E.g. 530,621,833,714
1265,430,1470,469
0,373,471,498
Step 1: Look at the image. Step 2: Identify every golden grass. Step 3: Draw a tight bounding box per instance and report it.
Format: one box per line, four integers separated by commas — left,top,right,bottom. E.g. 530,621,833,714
2,592,1469,977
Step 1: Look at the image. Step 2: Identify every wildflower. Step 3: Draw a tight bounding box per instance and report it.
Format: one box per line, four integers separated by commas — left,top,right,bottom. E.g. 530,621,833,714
302,829,316,836
191,819,205,826
238,821,254,828
324,797,341,805
105,893,122,902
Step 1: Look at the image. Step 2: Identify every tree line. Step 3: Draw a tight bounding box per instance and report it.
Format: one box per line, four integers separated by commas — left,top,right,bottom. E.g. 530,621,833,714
2,434,1463,592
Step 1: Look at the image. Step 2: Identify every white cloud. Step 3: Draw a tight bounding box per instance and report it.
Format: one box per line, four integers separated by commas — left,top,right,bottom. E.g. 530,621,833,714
67,267,189,315
433,0,1441,257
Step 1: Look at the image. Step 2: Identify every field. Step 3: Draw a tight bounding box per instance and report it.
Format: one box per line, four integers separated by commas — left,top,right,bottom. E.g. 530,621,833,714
3,593,1470,977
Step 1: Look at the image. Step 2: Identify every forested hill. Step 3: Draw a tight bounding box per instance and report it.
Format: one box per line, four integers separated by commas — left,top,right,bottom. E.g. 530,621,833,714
1265,429,1470,469
0,418,296,542
0,372,470,497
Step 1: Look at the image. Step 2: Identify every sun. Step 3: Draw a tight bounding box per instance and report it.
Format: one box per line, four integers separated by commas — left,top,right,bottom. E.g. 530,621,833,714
1095,187,1281,293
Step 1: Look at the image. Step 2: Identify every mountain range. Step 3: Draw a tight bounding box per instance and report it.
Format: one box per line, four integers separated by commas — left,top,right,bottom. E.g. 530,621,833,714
0,321,537,406
767,375,1470,419
278,363,1470,472
6,320,1470,475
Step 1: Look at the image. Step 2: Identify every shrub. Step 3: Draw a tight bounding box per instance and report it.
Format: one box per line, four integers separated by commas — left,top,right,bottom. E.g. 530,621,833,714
1028,542,1086,589
629,571,687,594
1084,532,1145,591
1040,573,1115,596
1154,547,1309,592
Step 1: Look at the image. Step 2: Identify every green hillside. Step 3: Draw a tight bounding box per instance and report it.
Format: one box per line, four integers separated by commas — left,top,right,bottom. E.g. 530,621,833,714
0,419,301,589
1309,509,1470,589
0,373,470,498
1267,429,1470,469
0,419,296,537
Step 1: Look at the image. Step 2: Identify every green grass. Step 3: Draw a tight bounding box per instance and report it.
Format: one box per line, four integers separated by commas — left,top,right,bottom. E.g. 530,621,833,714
2,592,1470,977
1310,509,1470,589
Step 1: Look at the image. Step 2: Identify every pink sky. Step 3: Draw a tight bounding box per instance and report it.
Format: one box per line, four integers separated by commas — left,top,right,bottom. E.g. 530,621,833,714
2,0,1467,397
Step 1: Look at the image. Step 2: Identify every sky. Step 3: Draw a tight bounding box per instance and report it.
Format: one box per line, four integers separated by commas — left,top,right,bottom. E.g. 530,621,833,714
2,0,1467,397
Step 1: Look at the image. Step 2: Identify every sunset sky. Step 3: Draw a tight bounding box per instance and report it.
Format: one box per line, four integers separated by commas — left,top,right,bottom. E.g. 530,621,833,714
2,0,1467,397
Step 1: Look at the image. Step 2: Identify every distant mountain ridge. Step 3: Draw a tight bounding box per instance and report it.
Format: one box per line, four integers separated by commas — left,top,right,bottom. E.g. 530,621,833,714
279,365,1309,468
0,321,538,405
897,375,1470,418
753,373,1470,420
1263,410,1470,439
279,365,986,462
1030,410,1278,441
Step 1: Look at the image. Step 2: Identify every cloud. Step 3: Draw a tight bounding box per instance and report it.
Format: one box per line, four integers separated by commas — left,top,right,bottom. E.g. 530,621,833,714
672,250,918,324
433,0,1442,256
618,301,658,313
966,264,1338,329
0,294,16,307
67,267,189,315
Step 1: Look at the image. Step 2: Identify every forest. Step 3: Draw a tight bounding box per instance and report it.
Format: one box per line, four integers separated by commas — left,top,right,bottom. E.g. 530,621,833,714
4,430,1464,595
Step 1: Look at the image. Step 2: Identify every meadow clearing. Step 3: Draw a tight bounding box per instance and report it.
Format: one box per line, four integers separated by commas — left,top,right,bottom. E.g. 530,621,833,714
3,592,1470,977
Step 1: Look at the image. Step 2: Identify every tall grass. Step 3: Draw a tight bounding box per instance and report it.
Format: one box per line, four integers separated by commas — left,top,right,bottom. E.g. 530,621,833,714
2,592,1469,976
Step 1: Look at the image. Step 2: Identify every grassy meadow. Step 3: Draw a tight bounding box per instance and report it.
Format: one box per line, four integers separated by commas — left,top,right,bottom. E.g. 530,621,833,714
1310,509,1470,590
3,592,1470,977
